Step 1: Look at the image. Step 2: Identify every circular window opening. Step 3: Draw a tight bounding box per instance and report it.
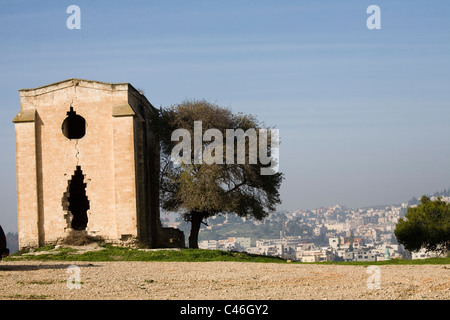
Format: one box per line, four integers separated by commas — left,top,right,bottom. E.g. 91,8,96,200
62,107,86,139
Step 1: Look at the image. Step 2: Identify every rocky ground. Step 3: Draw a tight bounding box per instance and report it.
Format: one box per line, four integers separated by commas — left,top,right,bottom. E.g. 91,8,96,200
0,260,449,300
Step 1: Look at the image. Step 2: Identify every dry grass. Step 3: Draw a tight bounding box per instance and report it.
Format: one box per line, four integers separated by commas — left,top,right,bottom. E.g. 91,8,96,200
61,230,103,246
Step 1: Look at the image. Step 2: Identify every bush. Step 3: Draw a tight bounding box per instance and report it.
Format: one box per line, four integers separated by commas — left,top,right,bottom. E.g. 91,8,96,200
395,195,450,253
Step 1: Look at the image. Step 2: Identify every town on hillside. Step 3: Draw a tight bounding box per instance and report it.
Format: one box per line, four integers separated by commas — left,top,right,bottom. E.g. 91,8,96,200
164,196,450,262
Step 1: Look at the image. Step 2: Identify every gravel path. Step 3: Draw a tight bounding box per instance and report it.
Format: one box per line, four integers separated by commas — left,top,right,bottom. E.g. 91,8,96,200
0,261,449,300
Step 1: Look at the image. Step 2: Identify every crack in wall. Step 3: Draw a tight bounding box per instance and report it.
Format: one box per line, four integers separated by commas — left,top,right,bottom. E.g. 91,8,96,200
75,139,80,166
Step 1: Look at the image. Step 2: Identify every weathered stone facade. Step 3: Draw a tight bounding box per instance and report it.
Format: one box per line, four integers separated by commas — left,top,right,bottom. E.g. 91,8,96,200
13,79,184,249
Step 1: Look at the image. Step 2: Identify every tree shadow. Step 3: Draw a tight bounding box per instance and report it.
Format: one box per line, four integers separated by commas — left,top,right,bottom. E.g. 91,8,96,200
0,263,102,272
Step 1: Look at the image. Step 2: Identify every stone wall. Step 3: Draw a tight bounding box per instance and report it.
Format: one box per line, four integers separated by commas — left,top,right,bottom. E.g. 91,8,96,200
13,79,182,249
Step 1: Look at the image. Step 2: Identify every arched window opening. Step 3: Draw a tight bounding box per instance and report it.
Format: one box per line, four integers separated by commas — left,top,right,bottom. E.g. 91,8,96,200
62,107,86,139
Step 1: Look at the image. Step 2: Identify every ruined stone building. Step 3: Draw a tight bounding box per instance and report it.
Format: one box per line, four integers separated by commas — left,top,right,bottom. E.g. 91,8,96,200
13,79,183,249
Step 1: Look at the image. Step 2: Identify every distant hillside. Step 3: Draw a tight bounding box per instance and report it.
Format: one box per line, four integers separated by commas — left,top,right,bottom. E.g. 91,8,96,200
406,187,450,206
361,187,450,208
432,188,450,197
6,232,19,254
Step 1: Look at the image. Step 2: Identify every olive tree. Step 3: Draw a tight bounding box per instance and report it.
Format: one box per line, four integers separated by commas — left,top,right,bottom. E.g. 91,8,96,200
158,99,283,248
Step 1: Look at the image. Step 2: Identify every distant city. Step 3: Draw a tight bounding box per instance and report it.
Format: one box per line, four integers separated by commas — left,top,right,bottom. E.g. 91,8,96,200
164,194,450,262
6,192,449,261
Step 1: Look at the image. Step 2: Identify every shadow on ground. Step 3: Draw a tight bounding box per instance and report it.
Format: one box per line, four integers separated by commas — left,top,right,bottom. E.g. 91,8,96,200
0,263,101,272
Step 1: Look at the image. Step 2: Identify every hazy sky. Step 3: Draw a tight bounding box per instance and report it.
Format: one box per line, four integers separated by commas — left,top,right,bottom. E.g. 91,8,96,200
1,1,450,233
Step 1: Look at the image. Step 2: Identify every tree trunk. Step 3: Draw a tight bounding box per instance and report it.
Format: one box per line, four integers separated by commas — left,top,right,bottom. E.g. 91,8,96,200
188,211,204,249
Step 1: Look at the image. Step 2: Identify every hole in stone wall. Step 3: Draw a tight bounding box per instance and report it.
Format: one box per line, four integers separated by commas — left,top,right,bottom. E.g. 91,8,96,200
62,107,86,139
67,166,90,231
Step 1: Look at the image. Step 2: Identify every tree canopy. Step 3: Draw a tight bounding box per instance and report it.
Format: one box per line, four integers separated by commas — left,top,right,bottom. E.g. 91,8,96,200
158,99,283,248
394,195,450,254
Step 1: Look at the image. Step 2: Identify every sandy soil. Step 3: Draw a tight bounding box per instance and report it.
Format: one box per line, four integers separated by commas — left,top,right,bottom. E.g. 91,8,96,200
0,261,449,300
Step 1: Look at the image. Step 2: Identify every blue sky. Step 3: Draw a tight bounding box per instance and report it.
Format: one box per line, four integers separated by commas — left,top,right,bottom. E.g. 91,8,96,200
1,1,450,233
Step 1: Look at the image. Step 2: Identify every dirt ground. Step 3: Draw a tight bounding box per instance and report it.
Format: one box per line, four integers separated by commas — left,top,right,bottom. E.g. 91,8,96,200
0,261,449,300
